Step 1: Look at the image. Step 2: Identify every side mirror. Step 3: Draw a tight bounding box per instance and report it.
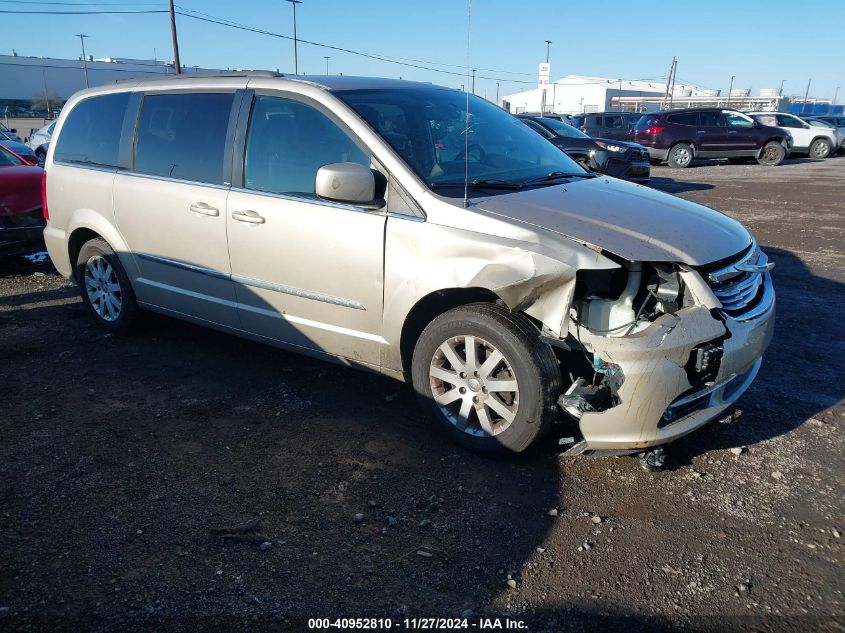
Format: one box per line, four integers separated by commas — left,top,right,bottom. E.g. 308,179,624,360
803,123,811,129
315,162,382,207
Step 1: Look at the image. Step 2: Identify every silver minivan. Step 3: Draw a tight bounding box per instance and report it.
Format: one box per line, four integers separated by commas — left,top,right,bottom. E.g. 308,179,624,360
43,73,775,456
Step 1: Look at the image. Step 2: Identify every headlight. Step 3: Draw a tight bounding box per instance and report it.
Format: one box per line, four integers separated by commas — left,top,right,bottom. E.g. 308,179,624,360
595,141,625,153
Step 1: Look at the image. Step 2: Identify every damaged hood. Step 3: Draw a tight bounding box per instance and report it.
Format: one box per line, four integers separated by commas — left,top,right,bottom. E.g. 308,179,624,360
471,177,751,265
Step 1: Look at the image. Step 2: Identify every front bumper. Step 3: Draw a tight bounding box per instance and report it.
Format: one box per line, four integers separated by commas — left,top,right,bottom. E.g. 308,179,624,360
570,274,775,451
644,147,669,161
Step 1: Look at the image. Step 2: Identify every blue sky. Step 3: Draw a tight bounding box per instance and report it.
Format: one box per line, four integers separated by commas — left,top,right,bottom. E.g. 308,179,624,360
3,0,843,102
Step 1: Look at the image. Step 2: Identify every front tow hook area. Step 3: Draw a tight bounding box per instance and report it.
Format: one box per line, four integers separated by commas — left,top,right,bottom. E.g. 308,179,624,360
639,447,667,472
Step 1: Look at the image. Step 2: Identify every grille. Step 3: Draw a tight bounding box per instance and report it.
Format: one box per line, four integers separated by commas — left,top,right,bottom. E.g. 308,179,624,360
703,243,774,320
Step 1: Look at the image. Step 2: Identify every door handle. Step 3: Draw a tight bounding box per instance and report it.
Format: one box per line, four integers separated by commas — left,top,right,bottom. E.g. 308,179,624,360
696,130,706,133
727,130,738,134
189,202,219,216
232,210,266,224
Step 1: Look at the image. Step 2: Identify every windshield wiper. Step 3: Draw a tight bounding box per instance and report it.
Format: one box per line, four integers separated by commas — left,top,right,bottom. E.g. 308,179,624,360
430,178,523,190
519,171,597,186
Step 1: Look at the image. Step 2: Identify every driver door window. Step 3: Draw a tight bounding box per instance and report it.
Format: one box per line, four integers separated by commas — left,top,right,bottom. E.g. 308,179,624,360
244,95,369,197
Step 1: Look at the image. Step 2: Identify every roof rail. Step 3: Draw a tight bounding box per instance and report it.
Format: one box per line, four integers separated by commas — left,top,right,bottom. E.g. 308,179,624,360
113,70,284,84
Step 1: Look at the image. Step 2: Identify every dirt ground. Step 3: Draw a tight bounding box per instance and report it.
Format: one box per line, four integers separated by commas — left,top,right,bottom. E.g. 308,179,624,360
1,156,843,632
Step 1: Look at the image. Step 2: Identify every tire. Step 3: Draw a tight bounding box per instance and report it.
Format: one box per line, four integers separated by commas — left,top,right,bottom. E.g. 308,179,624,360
667,143,693,168
757,141,786,166
75,237,140,334
411,303,562,455
808,138,831,159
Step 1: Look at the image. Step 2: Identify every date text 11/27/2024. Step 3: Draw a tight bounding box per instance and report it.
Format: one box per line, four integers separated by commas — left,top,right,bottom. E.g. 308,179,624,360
307,617,528,630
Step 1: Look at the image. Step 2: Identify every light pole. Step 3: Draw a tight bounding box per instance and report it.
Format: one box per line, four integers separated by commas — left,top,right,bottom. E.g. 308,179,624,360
168,0,181,74
726,75,735,107
802,78,812,114
834,86,841,105
471,69,476,94
75,33,89,88
324,56,330,75
779,79,786,96
496,82,499,105
284,0,302,74
544,40,552,63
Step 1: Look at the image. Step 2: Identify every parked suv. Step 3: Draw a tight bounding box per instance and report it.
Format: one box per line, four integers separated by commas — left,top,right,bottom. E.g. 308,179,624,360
633,109,791,168
570,112,642,141
519,115,650,182
43,74,774,456
804,116,845,152
747,112,835,159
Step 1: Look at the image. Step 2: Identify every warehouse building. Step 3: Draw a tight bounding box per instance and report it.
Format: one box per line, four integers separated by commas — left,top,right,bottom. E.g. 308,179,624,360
501,71,715,115
0,53,220,116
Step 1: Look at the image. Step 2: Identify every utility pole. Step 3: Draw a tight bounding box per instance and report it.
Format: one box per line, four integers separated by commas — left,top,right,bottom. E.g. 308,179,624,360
471,69,476,94
662,56,675,109
834,86,841,105
726,75,735,107
544,40,552,63
42,69,50,118
324,56,330,75
669,60,677,108
496,81,499,105
285,0,302,74
169,0,181,74
75,34,89,88
802,78,811,113
779,79,786,96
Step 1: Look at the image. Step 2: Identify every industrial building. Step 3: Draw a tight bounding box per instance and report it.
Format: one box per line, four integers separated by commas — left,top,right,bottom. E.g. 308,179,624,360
501,68,841,116
0,53,219,116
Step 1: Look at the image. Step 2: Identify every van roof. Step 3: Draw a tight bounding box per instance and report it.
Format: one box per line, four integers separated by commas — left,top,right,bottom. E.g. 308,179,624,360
114,72,438,92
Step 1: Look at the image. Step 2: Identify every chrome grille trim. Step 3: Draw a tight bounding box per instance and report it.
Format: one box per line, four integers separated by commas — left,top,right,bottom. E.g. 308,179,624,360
704,242,775,320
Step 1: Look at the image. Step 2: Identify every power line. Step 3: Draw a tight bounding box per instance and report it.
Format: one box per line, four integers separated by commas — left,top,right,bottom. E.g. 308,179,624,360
0,9,167,14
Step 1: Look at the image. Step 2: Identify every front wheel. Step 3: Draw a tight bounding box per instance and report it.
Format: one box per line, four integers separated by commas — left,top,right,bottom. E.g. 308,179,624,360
411,303,562,455
75,237,140,334
757,141,786,166
809,138,831,159
667,143,693,168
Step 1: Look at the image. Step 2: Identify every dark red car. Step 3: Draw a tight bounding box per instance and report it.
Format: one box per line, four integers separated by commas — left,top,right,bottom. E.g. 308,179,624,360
633,108,792,168
0,144,45,255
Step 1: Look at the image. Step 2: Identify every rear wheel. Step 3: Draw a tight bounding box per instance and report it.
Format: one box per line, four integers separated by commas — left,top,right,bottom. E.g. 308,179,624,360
667,143,693,168
809,138,831,159
411,303,562,455
757,141,786,166
75,237,140,334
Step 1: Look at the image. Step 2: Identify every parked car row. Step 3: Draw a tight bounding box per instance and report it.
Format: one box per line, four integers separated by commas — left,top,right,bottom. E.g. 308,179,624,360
519,115,651,182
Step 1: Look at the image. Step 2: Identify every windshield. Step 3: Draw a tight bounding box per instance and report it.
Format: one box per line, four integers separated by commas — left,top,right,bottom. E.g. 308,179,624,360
0,145,24,167
336,87,584,194
538,117,589,138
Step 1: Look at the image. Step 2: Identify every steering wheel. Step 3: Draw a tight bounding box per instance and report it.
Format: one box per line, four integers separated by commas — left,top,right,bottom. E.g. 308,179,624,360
455,143,486,162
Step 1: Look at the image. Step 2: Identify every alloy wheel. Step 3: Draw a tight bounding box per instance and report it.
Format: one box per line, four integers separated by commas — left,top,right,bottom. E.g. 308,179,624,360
429,335,519,437
83,255,122,322
673,146,691,166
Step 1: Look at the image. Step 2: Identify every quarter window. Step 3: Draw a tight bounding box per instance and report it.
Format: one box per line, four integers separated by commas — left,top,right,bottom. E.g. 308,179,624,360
134,92,234,184
667,112,698,125
53,93,130,167
243,95,368,197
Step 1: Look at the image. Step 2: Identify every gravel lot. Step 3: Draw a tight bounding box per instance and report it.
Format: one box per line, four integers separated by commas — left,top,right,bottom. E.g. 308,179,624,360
1,156,843,632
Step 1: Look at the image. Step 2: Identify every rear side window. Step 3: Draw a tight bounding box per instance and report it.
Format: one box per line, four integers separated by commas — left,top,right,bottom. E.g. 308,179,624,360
134,92,234,184
698,111,723,126
667,112,698,125
53,93,129,167
243,95,368,197
570,115,585,127
605,115,624,129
